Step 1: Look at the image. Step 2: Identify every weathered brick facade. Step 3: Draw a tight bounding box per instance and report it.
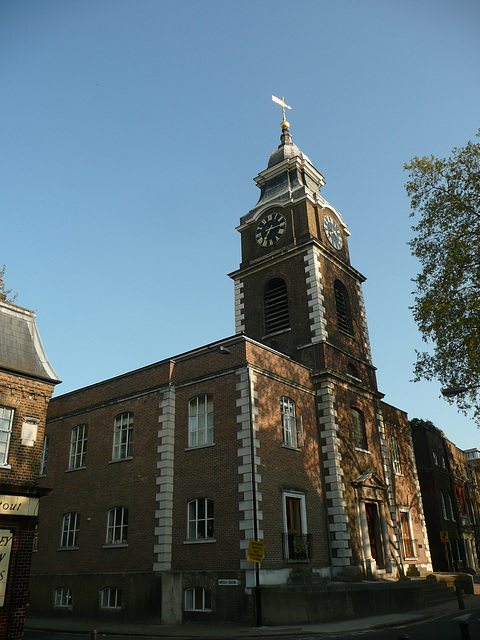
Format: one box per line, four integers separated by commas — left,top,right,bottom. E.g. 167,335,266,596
0,297,59,639
30,120,431,625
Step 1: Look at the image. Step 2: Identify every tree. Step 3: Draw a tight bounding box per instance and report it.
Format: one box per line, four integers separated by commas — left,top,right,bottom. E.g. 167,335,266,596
405,131,480,424
0,265,17,303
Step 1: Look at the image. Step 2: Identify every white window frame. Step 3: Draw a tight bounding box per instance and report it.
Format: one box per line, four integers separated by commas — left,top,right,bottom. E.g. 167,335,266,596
187,498,214,540
40,435,49,475
432,451,439,465
399,508,417,559
0,406,14,467
61,512,79,548
188,395,213,448
112,413,133,461
184,587,212,612
54,587,72,608
440,490,448,520
100,587,122,610
389,435,402,475
69,424,87,469
280,397,303,448
447,492,456,521
282,491,308,561
106,506,128,545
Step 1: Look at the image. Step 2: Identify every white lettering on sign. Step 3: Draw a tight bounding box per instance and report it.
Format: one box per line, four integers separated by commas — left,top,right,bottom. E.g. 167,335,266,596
218,579,241,586
0,529,13,607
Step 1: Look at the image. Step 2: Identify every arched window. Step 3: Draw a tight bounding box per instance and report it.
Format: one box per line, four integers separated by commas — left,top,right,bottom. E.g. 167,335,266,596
440,491,448,519
351,407,368,451
347,364,359,378
334,280,353,335
40,435,49,475
61,512,79,548
112,413,133,460
69,424,87,469
264,278,289,334
188,395,213,447
389,435,401,475
54,587,72,608
100,587,122,610
280,397,303,448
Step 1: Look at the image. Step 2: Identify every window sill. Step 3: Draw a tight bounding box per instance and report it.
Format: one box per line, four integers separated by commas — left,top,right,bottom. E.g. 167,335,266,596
54,606,73,611
281,443,301,451
286,558,310,563
354,447,370,454
102,542,128,549
109,456,133,464
0,464,11,470
183,538,216,545
262,327,291,339
65,466,86,473
185,443,215,452
57,546,79,551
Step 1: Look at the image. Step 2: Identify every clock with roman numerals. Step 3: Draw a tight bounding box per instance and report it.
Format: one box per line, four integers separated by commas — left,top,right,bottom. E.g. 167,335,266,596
255,212,287,247
323,215,343,250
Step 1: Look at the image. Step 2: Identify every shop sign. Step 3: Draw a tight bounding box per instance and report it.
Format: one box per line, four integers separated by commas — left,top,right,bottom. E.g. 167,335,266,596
0,530,13,607
0,495,39,517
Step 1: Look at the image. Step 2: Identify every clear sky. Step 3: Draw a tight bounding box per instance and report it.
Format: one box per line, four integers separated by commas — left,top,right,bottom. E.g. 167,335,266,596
1,0,479,449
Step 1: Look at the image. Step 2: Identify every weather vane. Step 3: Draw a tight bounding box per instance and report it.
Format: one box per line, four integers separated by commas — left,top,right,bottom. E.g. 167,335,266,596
272,95,292,130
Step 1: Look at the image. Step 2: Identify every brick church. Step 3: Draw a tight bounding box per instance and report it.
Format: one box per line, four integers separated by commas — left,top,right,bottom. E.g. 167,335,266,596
30,109,432,624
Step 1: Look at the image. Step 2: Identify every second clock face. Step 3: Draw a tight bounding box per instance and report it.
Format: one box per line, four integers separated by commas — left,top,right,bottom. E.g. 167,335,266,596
255,212,287,247
323,215,343,250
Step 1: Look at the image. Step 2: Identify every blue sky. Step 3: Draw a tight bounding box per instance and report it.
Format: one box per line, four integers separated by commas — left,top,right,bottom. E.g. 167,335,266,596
1,0,479,449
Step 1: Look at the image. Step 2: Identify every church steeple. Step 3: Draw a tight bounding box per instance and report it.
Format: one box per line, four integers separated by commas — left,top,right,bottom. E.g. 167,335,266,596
230,107,376,391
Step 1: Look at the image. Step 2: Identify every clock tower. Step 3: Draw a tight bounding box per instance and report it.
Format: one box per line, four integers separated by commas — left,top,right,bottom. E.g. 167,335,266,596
229,114,378,394
229,111,404,578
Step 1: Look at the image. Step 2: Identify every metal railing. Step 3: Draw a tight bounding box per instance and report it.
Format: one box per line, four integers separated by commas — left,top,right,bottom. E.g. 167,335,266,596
283,533,312,561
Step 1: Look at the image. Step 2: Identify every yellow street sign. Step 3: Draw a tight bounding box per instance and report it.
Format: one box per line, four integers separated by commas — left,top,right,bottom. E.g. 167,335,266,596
247,540,265,563
440,530,449,543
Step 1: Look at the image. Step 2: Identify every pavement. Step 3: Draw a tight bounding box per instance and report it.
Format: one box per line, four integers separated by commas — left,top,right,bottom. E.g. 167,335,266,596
25,591,480,638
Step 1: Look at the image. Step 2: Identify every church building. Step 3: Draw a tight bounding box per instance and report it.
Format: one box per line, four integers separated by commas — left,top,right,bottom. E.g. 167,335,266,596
29,110,432,625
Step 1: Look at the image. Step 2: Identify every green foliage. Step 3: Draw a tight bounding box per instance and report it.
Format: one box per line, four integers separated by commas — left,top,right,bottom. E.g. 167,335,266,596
0,265,18,303
405,130,480,423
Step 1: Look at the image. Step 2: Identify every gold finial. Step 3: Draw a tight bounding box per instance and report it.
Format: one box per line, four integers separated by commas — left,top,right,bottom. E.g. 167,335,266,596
272,95,291,130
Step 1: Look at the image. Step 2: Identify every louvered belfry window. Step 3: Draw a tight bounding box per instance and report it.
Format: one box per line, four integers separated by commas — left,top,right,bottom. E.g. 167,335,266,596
334,280,353,335
264,278,289,334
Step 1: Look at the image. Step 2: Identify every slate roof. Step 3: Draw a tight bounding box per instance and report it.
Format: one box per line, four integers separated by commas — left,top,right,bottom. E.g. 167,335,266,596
0,299,60,384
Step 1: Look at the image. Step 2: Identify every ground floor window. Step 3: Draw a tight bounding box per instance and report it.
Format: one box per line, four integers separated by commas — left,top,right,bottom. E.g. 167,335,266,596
283,491,310,560
100,587,122,610
399,509,416,559
184,587,211,611
54,587,72,608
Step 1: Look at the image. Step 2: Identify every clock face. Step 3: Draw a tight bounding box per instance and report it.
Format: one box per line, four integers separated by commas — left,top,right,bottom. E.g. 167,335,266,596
255,212,287,247
323,215,343,250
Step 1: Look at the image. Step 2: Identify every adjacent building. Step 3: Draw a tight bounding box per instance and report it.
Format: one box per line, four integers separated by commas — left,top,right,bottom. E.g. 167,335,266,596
30,116,432,625
411,419,480,574
0,294,59,639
